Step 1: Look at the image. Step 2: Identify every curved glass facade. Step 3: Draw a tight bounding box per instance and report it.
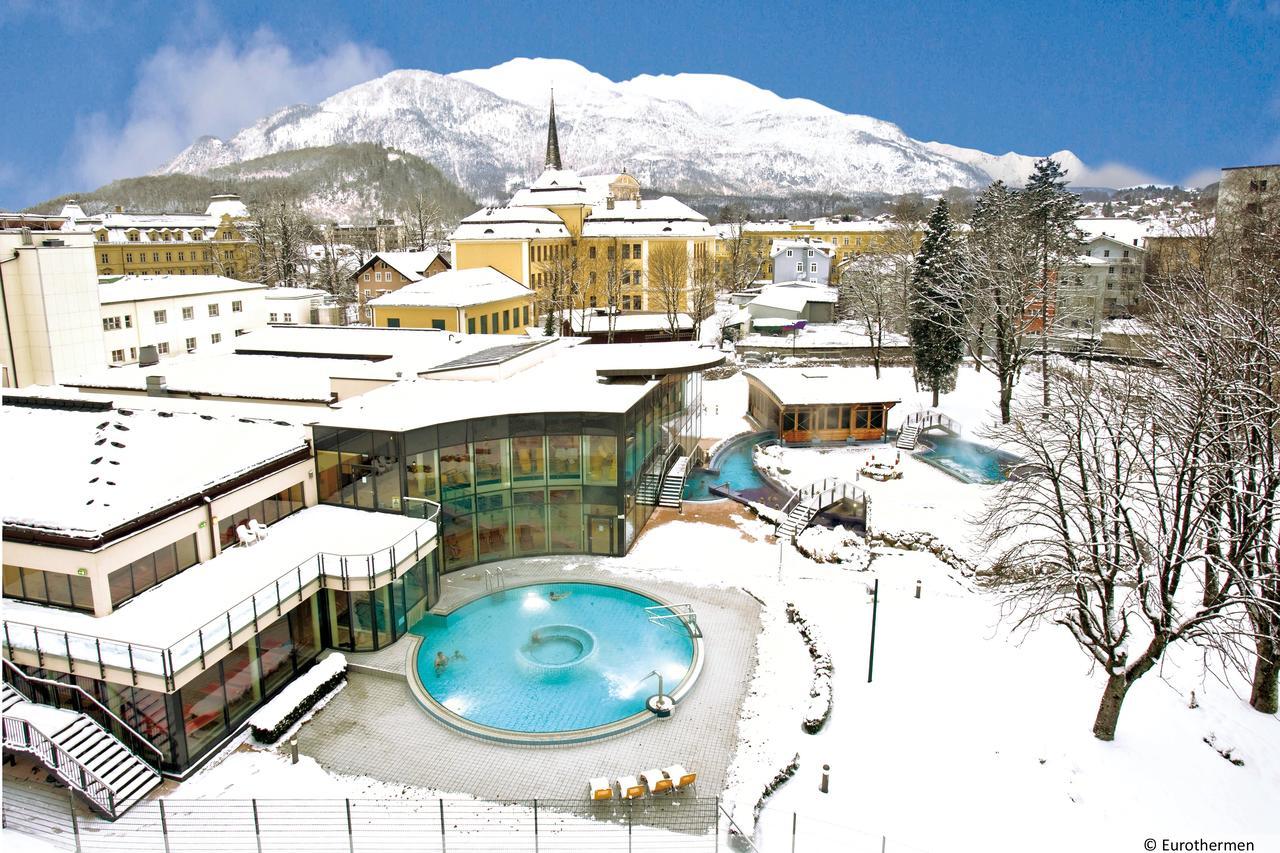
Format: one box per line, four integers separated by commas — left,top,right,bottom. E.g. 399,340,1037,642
313,372,702,575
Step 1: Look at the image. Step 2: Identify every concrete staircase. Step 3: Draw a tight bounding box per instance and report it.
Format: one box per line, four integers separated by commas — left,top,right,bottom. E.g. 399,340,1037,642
2,677,162,820
896,424,920,450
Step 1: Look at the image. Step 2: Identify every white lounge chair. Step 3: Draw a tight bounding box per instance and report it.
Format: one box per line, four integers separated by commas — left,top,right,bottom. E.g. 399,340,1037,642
641,769,673,795
617,775,645,799
588,777,613,800
235,524,257,547
664,764,697,791
247,519,269,540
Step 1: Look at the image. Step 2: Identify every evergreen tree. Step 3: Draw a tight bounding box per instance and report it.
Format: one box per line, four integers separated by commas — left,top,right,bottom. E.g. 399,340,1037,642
1022,158,1084,408
908,200,966,406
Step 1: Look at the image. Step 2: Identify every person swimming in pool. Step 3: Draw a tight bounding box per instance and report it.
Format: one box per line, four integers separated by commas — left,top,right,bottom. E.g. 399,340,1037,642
452,649,466,661
549,591,571,601
434,651,448,675
531,630,543,644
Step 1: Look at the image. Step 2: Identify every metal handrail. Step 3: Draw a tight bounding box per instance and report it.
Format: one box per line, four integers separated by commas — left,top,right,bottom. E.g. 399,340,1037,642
903,409,961,435
2,658,163,771
718,801,763,853
2,499,441,692
2,715,118,816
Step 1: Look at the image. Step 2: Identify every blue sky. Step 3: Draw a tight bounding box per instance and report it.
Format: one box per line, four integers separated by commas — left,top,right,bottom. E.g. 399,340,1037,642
1,0,1277,208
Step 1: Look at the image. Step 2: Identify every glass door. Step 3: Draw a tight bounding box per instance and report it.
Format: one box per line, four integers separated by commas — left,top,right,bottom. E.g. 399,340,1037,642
587,516,614,555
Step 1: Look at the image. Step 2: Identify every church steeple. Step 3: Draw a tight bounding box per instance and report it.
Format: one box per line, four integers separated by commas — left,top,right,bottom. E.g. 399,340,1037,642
545,89,563,170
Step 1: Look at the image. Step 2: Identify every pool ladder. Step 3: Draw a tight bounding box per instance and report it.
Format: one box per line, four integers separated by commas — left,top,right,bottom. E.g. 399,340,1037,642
645,603,702,638
483,566,508,592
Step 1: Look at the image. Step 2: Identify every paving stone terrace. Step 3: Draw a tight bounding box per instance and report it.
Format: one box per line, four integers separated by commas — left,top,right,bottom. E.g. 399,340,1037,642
297,557,761,802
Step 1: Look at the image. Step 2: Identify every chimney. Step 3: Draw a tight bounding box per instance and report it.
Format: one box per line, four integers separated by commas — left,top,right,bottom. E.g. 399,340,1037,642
20,227,32,246
634,198,642,210
115,205,123,213
145,375,168,396
138,345,159,367
606,195,615,210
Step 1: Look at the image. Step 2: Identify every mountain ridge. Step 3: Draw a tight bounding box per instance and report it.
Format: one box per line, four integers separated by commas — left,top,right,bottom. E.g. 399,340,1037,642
160,57,1096,201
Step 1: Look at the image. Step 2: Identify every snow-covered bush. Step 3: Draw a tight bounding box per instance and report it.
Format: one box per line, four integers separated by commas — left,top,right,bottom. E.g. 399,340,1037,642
249,653,347,744
795,525,871,569
747,752,800,828
786,603,833,733
868,529,973,576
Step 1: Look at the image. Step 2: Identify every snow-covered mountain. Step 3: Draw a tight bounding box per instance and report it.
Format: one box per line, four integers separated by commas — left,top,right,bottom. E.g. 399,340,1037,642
161,57,1089,202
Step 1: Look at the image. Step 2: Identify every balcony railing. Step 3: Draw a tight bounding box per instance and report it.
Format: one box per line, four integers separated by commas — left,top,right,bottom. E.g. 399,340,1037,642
2,499,439,692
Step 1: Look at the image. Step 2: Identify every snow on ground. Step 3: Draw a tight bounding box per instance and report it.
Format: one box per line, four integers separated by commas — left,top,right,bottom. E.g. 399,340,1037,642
701,372,752,440
617,503,1280,852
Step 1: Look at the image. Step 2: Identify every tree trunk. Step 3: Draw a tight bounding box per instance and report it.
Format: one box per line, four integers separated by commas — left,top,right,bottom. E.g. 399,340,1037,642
999,375,1014,424
1250,638,1279,714
1092,672,1132,741
931,385,940,407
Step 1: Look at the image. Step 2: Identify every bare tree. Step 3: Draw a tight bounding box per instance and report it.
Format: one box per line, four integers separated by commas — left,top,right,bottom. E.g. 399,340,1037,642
687,242,718,341
715,216,765,293
401,195,445,252
648,242,689,341
985,364,1235,740
838,251,903,378
1146,203,1280,713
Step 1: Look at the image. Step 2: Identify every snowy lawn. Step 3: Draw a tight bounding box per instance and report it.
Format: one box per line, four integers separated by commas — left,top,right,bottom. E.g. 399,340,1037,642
616,509,1280,852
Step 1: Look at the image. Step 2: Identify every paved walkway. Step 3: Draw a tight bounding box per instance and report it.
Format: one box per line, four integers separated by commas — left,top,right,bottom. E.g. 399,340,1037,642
298,557,760,802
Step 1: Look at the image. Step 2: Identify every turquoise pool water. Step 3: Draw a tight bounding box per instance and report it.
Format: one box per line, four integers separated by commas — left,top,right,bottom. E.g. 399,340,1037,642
412,582,694,737
918,435,1016,483
684,434,773,500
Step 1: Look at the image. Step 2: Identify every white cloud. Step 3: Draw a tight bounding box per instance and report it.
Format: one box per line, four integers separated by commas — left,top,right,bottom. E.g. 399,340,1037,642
71,28,391,188
1070,161,1162,189
1182,167,1223,189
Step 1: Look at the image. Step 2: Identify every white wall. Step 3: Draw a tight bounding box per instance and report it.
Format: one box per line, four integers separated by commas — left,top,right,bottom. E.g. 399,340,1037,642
100,284,267,364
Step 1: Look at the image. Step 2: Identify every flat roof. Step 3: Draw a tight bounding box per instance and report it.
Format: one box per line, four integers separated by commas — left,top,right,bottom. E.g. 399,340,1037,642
316,341,724,432
99,275,266,304
368,267,533,308
2,506,425,650
2,399,307,539
745,367,902,407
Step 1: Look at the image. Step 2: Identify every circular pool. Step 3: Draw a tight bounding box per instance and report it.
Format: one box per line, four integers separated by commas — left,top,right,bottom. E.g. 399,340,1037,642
411,582,700,743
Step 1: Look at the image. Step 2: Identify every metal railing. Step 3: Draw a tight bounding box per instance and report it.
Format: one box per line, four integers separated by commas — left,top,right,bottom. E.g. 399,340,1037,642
902,409,961,436
779,477,867,538
4,793,724,852
2,659,163,774
2,499,440,692
2,715,119,818
645,603,702,638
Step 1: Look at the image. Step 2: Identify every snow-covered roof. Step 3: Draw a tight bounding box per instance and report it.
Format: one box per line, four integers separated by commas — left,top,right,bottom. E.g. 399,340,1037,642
509,168,592,207
368,267,533,309
748,285,838,313
2,506,423,647
574,312,694,333
264,287,330,302
1075,217,1152,248
362,249,446,282
1,400,307,538
770,238,835,258
98,275,265,304
744,367,903,406
581,196,713,238
452,206,571,241
734,218,904,235
317,341,724,432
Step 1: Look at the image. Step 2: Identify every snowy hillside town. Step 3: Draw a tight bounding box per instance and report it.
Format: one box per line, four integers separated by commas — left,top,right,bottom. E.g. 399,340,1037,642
2,5,1279,852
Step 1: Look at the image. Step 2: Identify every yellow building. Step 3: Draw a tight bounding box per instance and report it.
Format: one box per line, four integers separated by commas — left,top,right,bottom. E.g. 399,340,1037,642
59,194,259,280
718,218,924,283
451,96,715,318
367,267,535,334
351,249,451,320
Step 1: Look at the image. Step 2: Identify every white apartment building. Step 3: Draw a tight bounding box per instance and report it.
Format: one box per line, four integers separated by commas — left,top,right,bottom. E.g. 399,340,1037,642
98,275,267,365
0,226,105,387
264,286,343,326
770,238,835,285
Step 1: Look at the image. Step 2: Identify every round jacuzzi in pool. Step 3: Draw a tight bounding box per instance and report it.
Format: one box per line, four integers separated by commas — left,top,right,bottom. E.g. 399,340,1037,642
410,582,700,743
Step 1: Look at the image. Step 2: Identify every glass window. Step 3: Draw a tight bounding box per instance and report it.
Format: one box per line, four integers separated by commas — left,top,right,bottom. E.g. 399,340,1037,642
370,434,401,511
856,408,871,429
475,506,511,561
44,573,73,608
870,407,885,430
439,443,472,498
289,597,321,666
548,435,581,481
315,429,342,504
584,434,617,485
130,553,158,598
3,565,24,598
443,512,475,569
512,498,547,556
180,664,227,759
548,489,583,551
472,438,509,490
406,448,438,501
511,436,545,483
257,614,296,695
221,645,259,726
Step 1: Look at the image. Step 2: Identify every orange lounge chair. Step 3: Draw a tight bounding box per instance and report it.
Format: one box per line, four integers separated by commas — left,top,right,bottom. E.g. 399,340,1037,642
664,764,697,791
642,769,673,795
588,777,613,800
617,775,645,799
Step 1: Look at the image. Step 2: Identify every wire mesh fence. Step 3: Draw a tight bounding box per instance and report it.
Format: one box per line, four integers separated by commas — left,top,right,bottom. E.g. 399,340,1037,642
3,789,724,853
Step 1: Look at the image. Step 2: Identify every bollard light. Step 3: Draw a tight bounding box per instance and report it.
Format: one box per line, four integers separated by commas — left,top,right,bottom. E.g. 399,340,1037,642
819,763,830,793
290,737,299,765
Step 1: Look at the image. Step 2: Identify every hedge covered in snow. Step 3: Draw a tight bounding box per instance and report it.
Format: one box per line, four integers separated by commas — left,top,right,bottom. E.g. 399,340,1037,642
795,525,872,570
867,529,974,576
249,653,347,744
786,603,833,733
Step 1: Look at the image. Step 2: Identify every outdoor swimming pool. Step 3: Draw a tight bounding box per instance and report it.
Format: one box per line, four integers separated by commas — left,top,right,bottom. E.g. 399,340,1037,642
683,433,774,501
917,435,1018,484
412,582,696,741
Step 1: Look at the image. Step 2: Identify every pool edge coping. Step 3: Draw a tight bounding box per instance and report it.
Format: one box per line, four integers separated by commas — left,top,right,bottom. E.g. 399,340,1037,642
404,578,706,746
